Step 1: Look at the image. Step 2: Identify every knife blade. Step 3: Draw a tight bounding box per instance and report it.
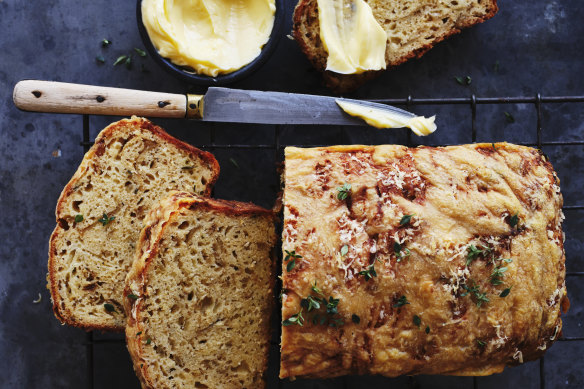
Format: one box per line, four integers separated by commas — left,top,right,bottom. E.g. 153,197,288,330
200,87,416,125
13,80,418,127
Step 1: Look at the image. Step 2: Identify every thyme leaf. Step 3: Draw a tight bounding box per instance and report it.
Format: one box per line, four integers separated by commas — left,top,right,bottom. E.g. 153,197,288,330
336,183,352,201
98,212,115,226
283,309,304,326
113,55,128,66
400,214,414,226
393,295,409,308
358,264,377,281
340,245,349,256
461,283,490,307
500,287,512,298
413,315,421,327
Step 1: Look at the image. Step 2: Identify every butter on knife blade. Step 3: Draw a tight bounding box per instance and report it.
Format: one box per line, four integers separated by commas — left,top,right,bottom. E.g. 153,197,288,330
336,99,437,136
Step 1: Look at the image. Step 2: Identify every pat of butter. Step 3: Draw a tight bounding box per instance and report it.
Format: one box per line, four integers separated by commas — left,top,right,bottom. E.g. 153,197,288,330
317,0,387,74
142,0,275,77
336,100,437,136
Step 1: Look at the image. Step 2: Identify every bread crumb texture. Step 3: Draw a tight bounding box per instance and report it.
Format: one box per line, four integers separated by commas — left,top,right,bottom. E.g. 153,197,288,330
48,117,220,330
280,143,567,378
293,0,498,92
125,192,276,389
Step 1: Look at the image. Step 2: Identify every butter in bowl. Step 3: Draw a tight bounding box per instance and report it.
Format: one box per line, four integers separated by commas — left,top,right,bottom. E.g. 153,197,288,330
137,0,283,85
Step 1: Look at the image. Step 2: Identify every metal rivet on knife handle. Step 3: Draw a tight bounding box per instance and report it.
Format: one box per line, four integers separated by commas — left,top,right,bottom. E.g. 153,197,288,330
186,94,204,119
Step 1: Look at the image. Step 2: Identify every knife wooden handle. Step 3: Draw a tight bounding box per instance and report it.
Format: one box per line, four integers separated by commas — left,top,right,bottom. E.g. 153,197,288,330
13,80,187,118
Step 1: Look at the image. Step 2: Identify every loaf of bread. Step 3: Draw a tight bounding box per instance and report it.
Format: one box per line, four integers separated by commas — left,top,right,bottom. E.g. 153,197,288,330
48,117,220,331
124,191,277,389
293,0,498,93
280,144,568,378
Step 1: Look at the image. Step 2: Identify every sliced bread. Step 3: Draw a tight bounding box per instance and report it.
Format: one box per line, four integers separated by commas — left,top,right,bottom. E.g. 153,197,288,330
48,117,220,331
124,191,276,389
293,0,498,93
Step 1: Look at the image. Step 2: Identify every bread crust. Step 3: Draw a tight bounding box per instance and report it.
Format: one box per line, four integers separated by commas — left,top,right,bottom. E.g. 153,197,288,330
293,0,499,93
280,143,567,378
125,191,276,388
48,117,220,331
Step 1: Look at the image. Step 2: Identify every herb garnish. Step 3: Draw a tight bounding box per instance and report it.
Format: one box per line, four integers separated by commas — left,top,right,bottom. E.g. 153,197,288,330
393,295,410,308
466,244,492,266
329,317,344,327
394,242,411,262
95,55,105,64
99,212,115,226
127,294,139,300
146,338,152,345
425,326,430,334
101,39,111,47
455,76,472,86
413,315,421,327
490,265,508,285
283,309,304,326
509,213,519,228
294,284,345,327
340,245,349,256
229,158,239,169
461,283,490,307
300,296,321,312
74,214,84,223
284,250,302,272
311,281,323,296
400,214,414,226
134,48,147,57
504,112,515,123
104,303,116,312
477,339,486,347
181,166,194,170
312,314,327,326
352,314,360,324
336,183,352,201
358,264,377,281
326,296,340,315
500,287,512,298
113,55,128,66
136,331,142,337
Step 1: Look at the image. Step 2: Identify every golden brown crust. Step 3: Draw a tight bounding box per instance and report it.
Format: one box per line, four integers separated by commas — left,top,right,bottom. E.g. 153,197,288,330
293,0,499,94
125,191,276,388
48,117,220,331
280,143,566,378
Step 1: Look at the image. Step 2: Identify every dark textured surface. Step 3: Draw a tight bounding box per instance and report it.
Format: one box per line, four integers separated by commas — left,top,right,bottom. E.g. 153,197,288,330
0,0,582,388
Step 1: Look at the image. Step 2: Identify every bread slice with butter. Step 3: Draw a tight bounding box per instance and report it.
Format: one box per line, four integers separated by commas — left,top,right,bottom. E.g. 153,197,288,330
124,191,276,389
48,117,220,331
293,0,498,93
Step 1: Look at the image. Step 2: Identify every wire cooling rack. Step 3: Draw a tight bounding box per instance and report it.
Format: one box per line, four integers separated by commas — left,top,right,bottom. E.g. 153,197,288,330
79,93,584,389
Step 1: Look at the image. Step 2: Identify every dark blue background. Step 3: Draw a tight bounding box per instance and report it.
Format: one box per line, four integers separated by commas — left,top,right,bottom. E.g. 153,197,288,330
0,0,582,388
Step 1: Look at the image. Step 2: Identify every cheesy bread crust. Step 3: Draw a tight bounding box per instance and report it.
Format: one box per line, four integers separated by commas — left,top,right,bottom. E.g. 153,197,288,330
280,144,568,378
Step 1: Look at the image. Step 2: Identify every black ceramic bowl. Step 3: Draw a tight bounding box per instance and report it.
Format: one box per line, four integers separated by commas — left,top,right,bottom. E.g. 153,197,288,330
136,0,284,86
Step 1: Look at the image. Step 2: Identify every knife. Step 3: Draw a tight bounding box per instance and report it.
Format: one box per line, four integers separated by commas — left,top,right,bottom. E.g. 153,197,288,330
13,80,421,127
